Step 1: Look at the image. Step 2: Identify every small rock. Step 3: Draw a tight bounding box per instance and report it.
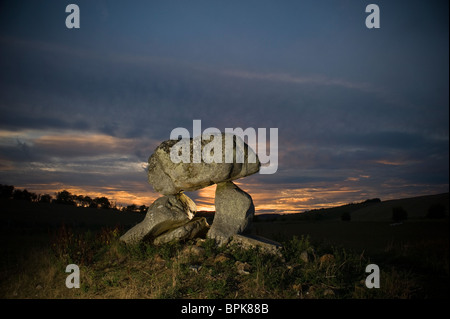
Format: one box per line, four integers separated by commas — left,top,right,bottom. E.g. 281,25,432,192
189,265,202,273
214,253,231,264
235,261,251,275
300,250,309,263
229,234,282,256
195,238,206,246
153,254,165,265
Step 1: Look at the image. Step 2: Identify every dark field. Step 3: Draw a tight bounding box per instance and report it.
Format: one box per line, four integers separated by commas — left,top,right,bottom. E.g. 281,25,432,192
0,193,448,299
254,219,449,256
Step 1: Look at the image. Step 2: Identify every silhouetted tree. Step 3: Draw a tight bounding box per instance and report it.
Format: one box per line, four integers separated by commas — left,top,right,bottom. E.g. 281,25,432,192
82,196,93,208
12,189,22,200
13,189,37,202
39,194,52,203
55,190,76,205
126,204,138,212
93,197,111,209
364,198,381,204
139,205,149,214
0,184,14,199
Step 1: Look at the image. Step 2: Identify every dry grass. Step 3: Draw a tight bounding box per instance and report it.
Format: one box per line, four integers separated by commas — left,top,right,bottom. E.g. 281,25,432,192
1,194,448,299
2,227,441,299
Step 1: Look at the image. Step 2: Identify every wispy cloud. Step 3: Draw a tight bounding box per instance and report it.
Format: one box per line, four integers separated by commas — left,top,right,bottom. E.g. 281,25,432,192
221,69,385,95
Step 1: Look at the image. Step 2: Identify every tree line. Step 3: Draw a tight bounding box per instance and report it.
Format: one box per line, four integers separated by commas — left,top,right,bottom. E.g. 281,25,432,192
0,184,148,213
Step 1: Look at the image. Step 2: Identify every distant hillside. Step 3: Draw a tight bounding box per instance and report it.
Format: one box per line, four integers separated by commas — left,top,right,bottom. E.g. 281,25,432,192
256,193,449,222
350,193,449,221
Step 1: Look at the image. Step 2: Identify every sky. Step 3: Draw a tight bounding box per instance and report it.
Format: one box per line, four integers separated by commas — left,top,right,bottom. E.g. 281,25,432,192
0,0,448,214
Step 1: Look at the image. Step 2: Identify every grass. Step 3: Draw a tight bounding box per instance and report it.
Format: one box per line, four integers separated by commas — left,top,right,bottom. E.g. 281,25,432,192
1,224,441,299
0,195,448,299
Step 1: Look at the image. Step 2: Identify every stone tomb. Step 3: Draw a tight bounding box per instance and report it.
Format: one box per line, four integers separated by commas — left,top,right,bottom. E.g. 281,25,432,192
120,133,281,253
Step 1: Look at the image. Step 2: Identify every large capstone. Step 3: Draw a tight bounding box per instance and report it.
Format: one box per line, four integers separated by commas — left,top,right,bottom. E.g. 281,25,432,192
147,133,260,195
207,181,254,245
119,193,196,244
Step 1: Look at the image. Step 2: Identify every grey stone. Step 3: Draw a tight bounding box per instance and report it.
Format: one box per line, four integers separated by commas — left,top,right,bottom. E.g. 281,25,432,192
207,181,254,245
153,217,209,245
235,261,251,275
229,234,283,256
120,193,196,244
300,250,309,263
147,133,260,195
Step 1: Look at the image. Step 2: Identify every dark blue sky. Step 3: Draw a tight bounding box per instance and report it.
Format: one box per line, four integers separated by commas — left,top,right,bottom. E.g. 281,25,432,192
0,0,448,212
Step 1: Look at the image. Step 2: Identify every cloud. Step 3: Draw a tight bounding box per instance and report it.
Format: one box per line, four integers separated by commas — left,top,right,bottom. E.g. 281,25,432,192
221,69,385,95
33,133,138,157
0,5,447,212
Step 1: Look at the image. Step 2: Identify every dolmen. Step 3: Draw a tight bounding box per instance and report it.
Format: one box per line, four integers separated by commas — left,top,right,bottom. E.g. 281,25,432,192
120,133,281,253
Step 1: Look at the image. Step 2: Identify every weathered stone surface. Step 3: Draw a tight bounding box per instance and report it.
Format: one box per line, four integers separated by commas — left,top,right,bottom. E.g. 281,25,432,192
153,217,209,245
120,193,196,244
235,261,251,275
207,181,254,245
230,234,283,256
147,133,260,195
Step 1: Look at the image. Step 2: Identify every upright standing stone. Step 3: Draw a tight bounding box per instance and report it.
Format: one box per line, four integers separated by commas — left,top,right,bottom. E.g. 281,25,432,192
207,181,254,245
120,193,196,244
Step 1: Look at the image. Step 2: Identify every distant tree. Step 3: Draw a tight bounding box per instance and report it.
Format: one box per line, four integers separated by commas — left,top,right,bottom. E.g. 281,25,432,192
73,195,84,207
392,206,408,222
13,189,37,202
364,198,381,204
12,189,23,200
39,194,52,203
82,196,93,208
30,191,38,202
94,197,111,209
126,204,138,212
55,190,76,205
427,203,446,219
0,184,14,199
341,211,351,221
139,205,149,214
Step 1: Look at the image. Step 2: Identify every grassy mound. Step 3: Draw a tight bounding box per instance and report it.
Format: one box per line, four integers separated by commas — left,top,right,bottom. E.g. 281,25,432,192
1,225,436,299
